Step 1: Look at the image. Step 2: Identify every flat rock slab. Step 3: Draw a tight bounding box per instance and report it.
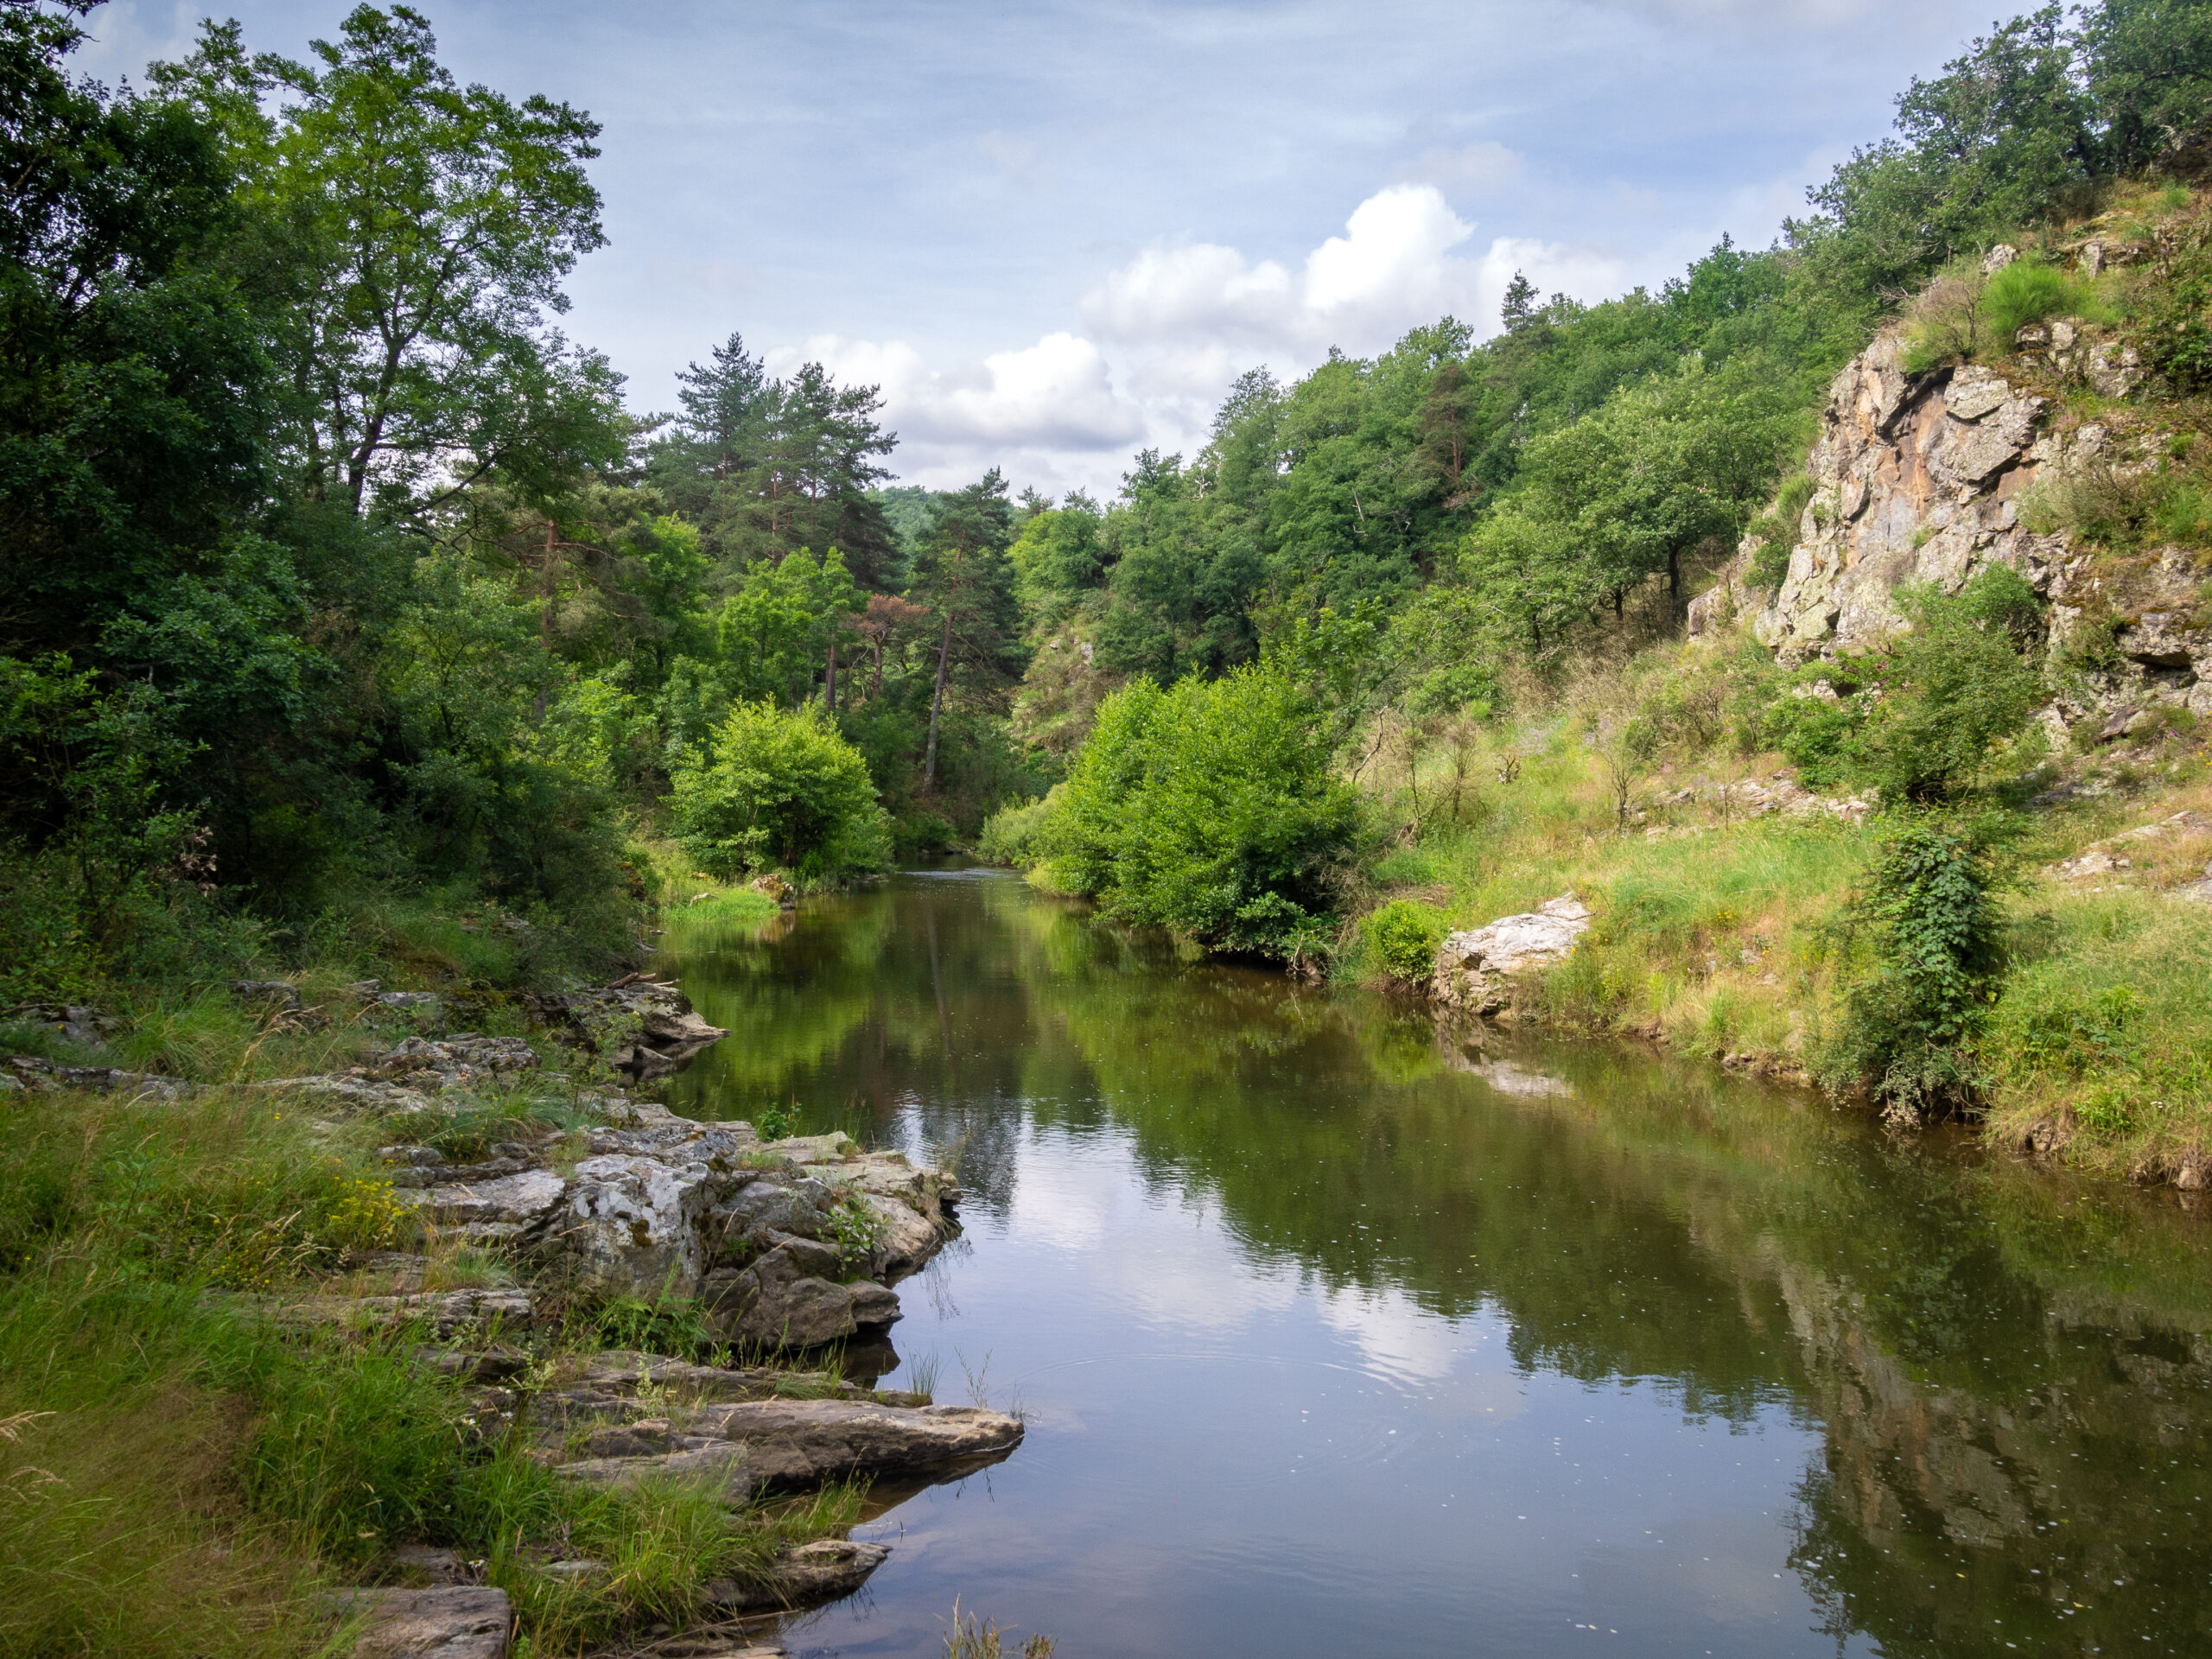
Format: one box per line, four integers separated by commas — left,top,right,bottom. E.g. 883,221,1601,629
554,1398,1022,1494
695,1398,1024,1489
702,1539,891,1612
340,1586,509,1659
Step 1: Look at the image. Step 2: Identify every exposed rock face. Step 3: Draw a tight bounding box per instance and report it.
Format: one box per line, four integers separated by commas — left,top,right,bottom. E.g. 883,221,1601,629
0,1055,194,1099
1431,895,1592,1017
1689,324,2212,735
339,1586,509,1659
524,978,728,1079
519,1122,954,1349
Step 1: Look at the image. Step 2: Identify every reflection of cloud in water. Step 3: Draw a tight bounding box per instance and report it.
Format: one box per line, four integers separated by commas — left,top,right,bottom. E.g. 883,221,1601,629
1007,1124,1303,1335
1319,1283,1467,1383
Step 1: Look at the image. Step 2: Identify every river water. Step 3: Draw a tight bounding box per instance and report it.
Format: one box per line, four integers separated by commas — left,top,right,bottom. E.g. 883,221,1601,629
660,867,2212,1658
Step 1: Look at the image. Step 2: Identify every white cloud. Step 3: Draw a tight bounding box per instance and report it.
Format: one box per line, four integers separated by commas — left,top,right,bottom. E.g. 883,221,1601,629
779,188,1630,491
764,328,1145,486
1084,185,1625,364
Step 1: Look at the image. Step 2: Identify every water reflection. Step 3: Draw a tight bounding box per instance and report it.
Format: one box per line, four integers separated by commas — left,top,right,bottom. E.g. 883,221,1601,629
662,868,2212,1658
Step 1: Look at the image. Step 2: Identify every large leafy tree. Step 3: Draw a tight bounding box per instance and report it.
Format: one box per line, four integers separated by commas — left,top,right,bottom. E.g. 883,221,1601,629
153,5,620,518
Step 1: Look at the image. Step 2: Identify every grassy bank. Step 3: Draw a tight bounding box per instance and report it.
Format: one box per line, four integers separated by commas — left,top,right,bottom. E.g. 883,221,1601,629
0,1066,865,1658
1329,645,2212,1186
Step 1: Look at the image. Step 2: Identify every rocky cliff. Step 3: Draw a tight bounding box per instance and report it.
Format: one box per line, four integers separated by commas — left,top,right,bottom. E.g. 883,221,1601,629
1690,305,2210,738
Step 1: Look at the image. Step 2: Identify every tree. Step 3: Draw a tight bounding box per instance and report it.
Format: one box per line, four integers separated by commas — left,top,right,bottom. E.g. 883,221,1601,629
668,699,889,884
154,6,618,516
649,331,901,585
908,469,1024,788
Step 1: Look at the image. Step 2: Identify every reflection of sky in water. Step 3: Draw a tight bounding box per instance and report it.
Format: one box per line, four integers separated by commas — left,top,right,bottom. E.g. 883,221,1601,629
795,1120,1862,1659
661,872,2212,1659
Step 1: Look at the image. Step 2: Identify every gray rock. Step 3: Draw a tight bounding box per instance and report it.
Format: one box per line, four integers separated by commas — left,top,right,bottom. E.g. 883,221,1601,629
701,1236,896,1348
397,1169,566,1237
228,979,304,1012
336,1586,509,1659
263,1074,439,1116
537,1152,746,1298
701,1538,890,1612
1,1055,194,1100
1431,895,1592,1016
556,1397,1022,1494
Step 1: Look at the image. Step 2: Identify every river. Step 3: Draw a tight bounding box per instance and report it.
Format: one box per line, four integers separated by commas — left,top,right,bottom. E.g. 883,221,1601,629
659,866,2212,1658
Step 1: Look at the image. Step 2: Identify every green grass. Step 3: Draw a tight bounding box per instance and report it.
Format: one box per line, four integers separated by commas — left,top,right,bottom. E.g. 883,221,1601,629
1350,633,2212,1175
0,1078,872,1656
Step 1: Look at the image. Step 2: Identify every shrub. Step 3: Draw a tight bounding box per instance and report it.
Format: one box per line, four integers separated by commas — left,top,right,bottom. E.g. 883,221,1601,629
1902,274,1987,371
1362,900,1446,986
1761,568,2044,801
1745,474,1819,591
1841,570,2044,802
1821,814,2012,1117
1980,257,2095,340
977,791,1058,867
669,701,890,885
1040,665,1362,962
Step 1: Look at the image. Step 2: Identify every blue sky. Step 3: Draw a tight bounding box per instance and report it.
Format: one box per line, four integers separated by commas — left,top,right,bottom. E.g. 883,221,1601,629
83,0,2000,493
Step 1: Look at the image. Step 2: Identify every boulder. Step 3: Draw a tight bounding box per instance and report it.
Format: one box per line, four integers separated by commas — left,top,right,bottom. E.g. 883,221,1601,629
337,1586,509,1659
0,1002,125,1045
535,1152,747,1298
1431,895,1592,1016
700,1234,897,1348
370,1035,539,1093
702,1539,889,1612
554,1397,1023,1494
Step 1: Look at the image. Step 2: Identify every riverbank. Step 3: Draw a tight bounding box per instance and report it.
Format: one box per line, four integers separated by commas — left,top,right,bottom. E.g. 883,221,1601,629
1334,684,2212,1191
0,956,1015,1658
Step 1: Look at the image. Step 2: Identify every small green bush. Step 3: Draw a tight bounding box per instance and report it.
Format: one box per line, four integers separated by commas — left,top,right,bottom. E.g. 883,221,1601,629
1981,257,2094,340
1362,900,1446,985
1746,475,1819,591
1821,813,2012,1116
1760,568,2044,802
1040,665,1362,963
669,701,890,885
977,791,1058,867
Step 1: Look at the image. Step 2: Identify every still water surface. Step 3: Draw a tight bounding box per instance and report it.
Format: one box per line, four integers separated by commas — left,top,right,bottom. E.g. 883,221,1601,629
661,868,2212,1658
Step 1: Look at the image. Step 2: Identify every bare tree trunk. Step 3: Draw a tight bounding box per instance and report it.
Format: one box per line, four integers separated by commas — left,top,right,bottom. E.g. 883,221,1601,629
872,639,884,700
824,639,838,714
923,611,952,789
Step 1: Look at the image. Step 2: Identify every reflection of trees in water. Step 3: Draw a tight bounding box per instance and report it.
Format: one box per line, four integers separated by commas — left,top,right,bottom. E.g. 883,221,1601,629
665,871,2212,1654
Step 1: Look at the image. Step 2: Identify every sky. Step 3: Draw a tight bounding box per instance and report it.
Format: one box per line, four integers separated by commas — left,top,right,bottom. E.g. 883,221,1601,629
79,0,2005,496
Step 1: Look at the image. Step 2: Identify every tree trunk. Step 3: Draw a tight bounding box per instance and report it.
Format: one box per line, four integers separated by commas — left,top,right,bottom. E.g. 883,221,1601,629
536,521,556,721
872,639,884,700
1668,545,1681,608
824,639,838,713
923,611,952,789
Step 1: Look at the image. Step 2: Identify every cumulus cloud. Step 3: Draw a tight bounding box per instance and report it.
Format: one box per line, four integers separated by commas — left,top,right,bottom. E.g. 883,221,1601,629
1084,184,1625,360
781,187,1630,490
765,328,1145,474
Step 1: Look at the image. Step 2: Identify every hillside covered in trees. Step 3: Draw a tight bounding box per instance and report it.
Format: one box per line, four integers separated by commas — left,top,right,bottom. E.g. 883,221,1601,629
4,0,2212,1114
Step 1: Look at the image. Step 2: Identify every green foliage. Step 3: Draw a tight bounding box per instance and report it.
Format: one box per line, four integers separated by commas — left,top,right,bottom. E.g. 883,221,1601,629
1746,475,1819,591
1822,814,2013,1113
670,701,890,885
978,791,1059,867
1362,900,1447,985
1761,568,2046,802
1039,666,1361,961
1981,256,2099,338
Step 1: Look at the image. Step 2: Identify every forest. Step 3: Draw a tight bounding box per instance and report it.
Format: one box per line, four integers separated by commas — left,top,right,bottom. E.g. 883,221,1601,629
3,0,2211,1065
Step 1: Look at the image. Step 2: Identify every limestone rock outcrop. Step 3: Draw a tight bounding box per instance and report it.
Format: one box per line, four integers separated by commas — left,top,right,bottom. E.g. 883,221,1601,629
339,1586,510,1659
1688,321,2212,737
1431,895,1592,1017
